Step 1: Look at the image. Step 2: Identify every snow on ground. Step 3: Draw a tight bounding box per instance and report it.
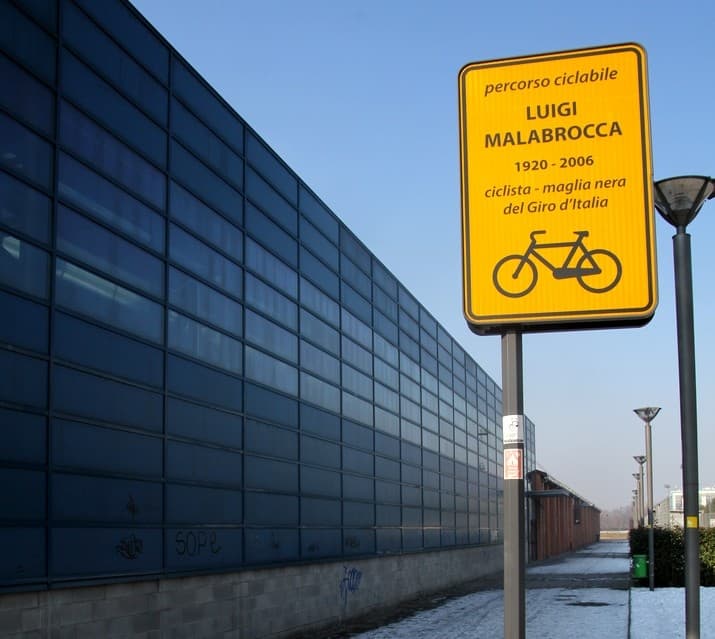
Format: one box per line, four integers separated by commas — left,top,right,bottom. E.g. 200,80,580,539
631,588,715,639
351,542,715,638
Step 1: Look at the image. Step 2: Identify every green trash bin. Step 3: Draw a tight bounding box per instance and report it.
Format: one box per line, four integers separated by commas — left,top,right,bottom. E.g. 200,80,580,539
632,554,647,578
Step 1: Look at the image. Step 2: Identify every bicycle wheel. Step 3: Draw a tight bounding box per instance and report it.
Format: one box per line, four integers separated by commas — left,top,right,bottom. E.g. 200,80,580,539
493,255,538,298
576,249,622,293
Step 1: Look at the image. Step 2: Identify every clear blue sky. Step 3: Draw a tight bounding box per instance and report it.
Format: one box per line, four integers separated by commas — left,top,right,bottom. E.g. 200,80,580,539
132,0,715,511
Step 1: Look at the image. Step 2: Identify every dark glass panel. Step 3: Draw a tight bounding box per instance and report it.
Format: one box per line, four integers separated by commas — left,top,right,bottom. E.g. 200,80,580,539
300,247,339,299
57,205,163,296
63,2,167,124
166,484,242,524
0,528,44,580
55,258,163,343
0,53,53,134
343,502,374,527
245,529,298,564
376,505,401,526
171,59,242,152
245,382,298,428
375,432,400,458
373,284,398,322
166,440,242,487
62,51,166,166
343,475,373,501
0,289,48,353
246,168,296,234
0,1,55,82
0,468,44,520
58,153,164,252
299,185,338,243
300,466,340,498
0,232,48,299
170,181,242,258
375,480,400,504
59,102,165,208
300,309,339,355
301,497,340,527
169,224,242,299
245,493,298,526
0,112,52,188
245,237,297,298
167,354,242,413
246,132,296,205
299,404,339,441
0,170,50,244
166,528,242,572
246,310,297,362
245,203,297,267
52,473,162,523
300,340,339,382
245,274,297,330
376,529,401,553
373,261,397,298
341,256,371,300
171,141,242,224
51,419,162,477
375,456,400,481
340,229,370,274
54,312,163,387
0,406,45,464
301,435,340,469
299,217,338,270
167,397,241,449
173,98,242,190
244,456,297,493
52,365,162,433
244,346,297,397
301,529,341,559
300,277,339,327
299,372,340,414
342,420,372,451
51,527,161,577
0,349,46,408
169,267,242,337
168,310,242,375
245,419,298,461
343,529,374,555
75,0,168,82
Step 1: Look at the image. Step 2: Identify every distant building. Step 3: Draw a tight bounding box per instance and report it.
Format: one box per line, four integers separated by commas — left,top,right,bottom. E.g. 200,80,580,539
654,488,715,528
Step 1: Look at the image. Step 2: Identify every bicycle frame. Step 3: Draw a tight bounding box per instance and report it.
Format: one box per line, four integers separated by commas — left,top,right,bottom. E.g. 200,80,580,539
516,231,600,278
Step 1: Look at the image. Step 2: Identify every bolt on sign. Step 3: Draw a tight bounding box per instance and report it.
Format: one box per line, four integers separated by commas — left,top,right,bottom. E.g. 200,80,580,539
458,43,657,334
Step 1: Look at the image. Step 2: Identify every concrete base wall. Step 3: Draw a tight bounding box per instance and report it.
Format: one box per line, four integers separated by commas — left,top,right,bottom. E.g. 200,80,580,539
0,545,502,638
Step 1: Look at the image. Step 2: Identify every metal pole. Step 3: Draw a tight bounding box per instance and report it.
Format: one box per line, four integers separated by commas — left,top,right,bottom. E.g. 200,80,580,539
502,331,525,639
640,464,645,527
673,231,700,638
645,420,655,591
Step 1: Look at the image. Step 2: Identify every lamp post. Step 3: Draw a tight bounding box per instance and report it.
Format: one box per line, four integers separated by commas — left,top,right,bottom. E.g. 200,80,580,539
654,175,715,638
634,407,660,591
634,455,647,527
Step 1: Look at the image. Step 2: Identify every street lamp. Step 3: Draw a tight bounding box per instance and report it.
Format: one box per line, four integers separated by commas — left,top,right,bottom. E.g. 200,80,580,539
654,175,714,638
634,455,647,527
634,407,660,592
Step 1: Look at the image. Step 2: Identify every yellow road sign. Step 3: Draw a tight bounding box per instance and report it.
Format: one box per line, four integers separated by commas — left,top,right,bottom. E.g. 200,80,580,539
459,43,657,334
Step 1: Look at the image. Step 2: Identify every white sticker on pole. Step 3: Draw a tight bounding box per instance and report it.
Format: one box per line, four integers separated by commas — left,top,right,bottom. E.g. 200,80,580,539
503,414,524,444
504,449,523,480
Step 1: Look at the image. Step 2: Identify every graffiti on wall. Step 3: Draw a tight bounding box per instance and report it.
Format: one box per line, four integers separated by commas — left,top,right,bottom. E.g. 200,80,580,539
339,565,363,607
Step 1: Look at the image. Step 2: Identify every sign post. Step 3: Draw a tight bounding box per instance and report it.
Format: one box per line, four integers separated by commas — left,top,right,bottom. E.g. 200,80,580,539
458,43,655,639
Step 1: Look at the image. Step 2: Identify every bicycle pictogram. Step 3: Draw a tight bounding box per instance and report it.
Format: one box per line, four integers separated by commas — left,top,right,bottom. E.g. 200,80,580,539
492,230,622,298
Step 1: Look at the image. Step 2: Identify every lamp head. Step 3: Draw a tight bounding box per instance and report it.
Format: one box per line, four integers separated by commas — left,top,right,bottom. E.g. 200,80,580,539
654,176,715,230
634,455,646,465
634,407,661,423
